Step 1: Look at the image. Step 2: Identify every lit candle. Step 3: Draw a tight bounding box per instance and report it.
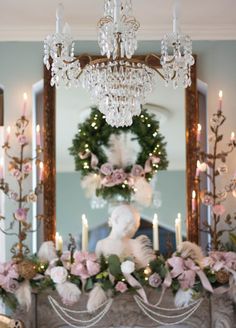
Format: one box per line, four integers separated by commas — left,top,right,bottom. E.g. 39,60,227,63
152,213,159,251
192,190,196,213
218,90,223,111
36,125,41,147
22,93,28,117
197,123,201,143
175,218,180,249
0,158,3,180
56,4,64,34
82,214,88,252
39,162,44,181
55,232,63,252
195,160,200,178
177,213,182,244
230,132,235,142
5,126,11,144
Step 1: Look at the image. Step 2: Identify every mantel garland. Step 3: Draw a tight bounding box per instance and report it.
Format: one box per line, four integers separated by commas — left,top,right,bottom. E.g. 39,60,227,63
69,107,168,202
0,241,235,325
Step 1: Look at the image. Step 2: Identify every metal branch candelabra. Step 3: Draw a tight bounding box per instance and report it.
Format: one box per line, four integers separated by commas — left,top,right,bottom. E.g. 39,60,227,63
0,107,44,261
196,94,236,250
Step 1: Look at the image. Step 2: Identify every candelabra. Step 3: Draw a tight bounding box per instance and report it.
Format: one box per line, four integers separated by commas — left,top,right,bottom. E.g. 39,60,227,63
196,93,236,250
0,99,44,261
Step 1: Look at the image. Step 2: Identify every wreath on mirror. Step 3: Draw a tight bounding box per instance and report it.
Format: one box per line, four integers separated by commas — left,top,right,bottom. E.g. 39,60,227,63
69,107,168,206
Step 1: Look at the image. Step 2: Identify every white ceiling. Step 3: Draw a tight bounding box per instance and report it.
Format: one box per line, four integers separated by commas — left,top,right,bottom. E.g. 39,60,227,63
0,0,236,41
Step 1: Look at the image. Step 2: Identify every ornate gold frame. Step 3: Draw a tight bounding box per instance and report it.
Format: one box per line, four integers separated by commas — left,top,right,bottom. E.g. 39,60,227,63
43,54,199,243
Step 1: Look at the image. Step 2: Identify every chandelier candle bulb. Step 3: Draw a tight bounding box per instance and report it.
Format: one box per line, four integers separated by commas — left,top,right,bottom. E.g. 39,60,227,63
36,125,41,147
218,90,223,111
56,3,64,34
55,232,63,252
152,214,159,251
195,160,200,178
22,92,28,117
82,214,88,252
177,213,182,244
192,190,196,213
175,217,180,249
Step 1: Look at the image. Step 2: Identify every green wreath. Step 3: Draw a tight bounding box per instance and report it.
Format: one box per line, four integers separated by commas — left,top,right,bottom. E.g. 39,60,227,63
69,107,168,201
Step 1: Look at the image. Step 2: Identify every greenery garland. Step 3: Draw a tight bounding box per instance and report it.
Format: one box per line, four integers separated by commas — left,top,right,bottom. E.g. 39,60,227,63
69,107,168,201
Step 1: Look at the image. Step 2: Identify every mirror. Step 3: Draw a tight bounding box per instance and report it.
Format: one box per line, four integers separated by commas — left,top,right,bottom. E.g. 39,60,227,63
43,54,198,249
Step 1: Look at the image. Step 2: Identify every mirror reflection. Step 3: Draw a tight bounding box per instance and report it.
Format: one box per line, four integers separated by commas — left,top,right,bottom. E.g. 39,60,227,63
56,78,186,254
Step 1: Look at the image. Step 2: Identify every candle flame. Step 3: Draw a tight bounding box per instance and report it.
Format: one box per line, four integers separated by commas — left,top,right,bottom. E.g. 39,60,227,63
192,190,196,199
231,132,235,139
197,123,201,132
39,161,44,169
177,213,181,219
153,213,158,224
82,214,88,226
36,124,40,133
219,90,223,99
23,92,28,101
6,126,11,134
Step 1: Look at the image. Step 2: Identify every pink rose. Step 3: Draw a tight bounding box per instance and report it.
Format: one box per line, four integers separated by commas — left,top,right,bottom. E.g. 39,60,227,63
14,208,28,221
101,175,116,187
112,169,127,185
212,204,225,216
12,169,23,180
50,266,68,284
131,164,144,177
22,162,32,174
87,260,100,276
148,273,162,288
0,261,19,292
71,263,89,279
100,163,113,176
202,194,213,206
115,281,128,293
17,134,27,145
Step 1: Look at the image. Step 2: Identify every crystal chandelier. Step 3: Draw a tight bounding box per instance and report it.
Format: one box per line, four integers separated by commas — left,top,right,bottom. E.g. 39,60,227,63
44,0,194,127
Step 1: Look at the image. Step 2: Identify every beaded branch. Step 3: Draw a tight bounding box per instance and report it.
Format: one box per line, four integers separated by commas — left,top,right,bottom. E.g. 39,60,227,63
196,109,236,250
0,115,44,260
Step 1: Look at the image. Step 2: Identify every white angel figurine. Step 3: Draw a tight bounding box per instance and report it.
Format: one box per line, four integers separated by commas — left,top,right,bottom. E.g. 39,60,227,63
95,204,155,269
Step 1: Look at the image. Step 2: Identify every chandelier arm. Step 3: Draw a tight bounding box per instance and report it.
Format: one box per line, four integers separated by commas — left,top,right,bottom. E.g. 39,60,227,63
150,67,165,80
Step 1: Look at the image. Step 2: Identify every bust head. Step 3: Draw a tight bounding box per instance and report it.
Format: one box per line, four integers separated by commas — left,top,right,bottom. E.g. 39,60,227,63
109,204,140,239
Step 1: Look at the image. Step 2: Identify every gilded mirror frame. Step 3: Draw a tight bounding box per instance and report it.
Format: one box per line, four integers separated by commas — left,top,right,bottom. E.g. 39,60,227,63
43,54,199,244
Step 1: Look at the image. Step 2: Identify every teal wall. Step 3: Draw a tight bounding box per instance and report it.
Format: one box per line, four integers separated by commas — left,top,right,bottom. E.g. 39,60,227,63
56,170,186,245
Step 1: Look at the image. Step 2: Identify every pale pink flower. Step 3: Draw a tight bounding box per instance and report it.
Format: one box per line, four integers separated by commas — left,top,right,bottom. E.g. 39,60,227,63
115,281,128,293
0,261,19,293
131,164,144,177
14,208,28,221
71,251,100,279
100,163,113,176
212,204,225,216
71,263,89,279
12,169,23,180
149,273,162,288
22,162,32,174
50,266,68,284
112,169,127,185
101,175,116,187
60,251,72,270
17,134,27,145
87,260,100,276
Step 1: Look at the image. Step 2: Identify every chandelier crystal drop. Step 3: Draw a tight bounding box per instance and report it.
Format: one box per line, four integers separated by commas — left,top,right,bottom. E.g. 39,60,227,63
82,60,155,127
160,0,194,89
98,0,140,60
44,0,194,127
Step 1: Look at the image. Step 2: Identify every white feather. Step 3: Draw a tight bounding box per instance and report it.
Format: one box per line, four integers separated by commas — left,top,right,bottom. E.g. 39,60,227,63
87,285,107,313
102,132,141,168
174,288,194,308
177,241,204,265
15,280,32,311
131,235,155,269
81,173,102,197
56,282,81,306
133,177,153,207
38,241,58,263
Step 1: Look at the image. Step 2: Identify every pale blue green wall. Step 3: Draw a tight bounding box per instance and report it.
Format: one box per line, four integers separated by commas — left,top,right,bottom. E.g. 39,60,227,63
0,41,236,259
56,170,186,246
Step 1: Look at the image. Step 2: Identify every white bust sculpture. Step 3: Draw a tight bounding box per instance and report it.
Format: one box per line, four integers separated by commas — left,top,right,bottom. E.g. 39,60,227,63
95,204,155,269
